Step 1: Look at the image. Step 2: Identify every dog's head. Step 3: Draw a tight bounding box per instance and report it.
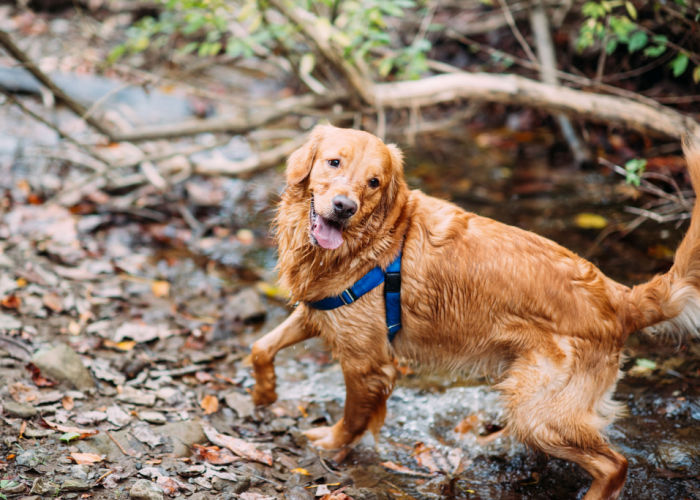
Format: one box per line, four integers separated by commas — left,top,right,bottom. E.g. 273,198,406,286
285,125,405,250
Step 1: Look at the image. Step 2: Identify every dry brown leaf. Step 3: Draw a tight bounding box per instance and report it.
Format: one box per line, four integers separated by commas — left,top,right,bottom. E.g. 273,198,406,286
9,382,38,403
200,395,219,415
62,395,75,411
453,414,480,434
195,371,214,383
26,363,58,387
70,452,104,465
1,294,21,309
380,460,433,477
151,280,170,298
201,423,273,466
290,467,311,476
413,442,442,474
42,292,63,312
192,443,239,465
102,339,136,351
41,418,99,436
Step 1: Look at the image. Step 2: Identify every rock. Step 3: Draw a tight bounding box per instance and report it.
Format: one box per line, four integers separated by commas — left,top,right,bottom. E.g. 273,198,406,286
224,391,255,419
29,477,59,496
32,343,94,391
226,288,266,324
285,486,314,500
129,479,164,500
0,313,22,330
157,421,205,457
106,405,131,427
139,411,166,425
61,479,90,492
15,449,43,468
3,401,38,418
0,480,25,495
117,386,156,406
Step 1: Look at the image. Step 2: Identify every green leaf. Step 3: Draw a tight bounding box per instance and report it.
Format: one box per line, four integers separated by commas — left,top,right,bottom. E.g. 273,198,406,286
60,432,81,442
627,31,647,53
635,358,657,370
625,158,647,186
643,44,666,58
378,56,394,77
625,1,637,19
671,53,689,77
605,38,618,55
693,65,700,84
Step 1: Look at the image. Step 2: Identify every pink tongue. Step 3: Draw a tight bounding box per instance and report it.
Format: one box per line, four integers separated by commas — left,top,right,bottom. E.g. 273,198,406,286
312,217,343,249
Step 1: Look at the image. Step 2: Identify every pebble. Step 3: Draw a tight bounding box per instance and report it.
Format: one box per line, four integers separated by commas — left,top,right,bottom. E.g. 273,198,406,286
129,479,164,500
139,411,166,425
32,343,95,391
61,479,90,492
29,478,59,496
3,401,38,418
224,391,255,419
117,386,156,406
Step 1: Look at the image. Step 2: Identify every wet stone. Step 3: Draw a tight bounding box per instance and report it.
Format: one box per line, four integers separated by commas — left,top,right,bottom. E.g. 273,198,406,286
139,411,166,424
32,343,95,391
30,477,59,496
61,479,90,492
129,479,164,500
224,391,255,419
15,449,43,468
117,386,156,406
3,400,38,418
226,288,266,324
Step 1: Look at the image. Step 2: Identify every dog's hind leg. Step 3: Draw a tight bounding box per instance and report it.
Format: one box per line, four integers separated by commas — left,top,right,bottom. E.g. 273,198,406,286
251,307,316,405
305,356,397,450
499,352,627,500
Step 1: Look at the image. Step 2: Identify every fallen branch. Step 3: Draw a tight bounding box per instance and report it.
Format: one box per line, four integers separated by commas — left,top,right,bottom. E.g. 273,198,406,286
372,72,700,140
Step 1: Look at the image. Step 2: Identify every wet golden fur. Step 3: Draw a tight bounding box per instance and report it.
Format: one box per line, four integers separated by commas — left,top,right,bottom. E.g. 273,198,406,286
251,125,700,500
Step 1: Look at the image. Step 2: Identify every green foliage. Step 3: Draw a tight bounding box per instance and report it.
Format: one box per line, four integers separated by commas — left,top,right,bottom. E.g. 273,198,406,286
111,0,431,81
624,158,647,187
577,1,698,81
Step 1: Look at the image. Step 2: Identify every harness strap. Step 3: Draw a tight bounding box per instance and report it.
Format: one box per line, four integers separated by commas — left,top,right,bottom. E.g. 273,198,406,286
307,251,402,342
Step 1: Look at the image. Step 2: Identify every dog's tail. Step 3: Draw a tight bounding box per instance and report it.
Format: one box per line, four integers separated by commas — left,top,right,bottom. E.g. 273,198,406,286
626,133,700,339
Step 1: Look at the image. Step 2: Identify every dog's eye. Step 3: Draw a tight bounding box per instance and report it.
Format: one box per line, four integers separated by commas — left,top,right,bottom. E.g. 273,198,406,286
327,159,340,168
368,177,380,188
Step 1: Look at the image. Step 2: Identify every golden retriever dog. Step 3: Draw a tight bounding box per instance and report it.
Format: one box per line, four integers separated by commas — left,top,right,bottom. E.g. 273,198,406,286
251,125,700,499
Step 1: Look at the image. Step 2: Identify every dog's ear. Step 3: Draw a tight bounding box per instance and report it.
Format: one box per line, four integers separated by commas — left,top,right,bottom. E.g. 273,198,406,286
386,143,404,174
286,126,331,185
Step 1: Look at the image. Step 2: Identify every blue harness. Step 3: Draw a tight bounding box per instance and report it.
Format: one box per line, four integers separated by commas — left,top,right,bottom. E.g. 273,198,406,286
307,252,402,343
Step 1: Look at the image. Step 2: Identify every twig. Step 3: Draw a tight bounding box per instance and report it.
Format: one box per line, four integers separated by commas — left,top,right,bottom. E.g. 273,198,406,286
0,88,111,171
497,0,537,63
529,0,591,165
106,431,134,456
0,30,116,138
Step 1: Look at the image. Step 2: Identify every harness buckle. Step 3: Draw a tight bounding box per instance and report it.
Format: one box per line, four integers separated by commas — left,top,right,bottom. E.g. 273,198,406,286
340,288,357,305
384,271,401,293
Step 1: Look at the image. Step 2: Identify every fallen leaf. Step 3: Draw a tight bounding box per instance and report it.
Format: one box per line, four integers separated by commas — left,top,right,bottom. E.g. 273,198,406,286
453,414,479,434
19,420,26,439
25,363,58,387
62,395,74,410
70,452,104,465
413,442,445,474
200,395,219,415
151,280,170,298
291,467,311,476
574,213,608,229
41,418,99,437
1,294,21,309
201,423,273,466
192,444,239,464
380,461,434,477
9,382,38,403
102,339,136,351
42,292,63,312
195,371,214,383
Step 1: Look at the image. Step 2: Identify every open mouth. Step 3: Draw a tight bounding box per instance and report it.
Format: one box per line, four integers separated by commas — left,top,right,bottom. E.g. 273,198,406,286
309,197,344,250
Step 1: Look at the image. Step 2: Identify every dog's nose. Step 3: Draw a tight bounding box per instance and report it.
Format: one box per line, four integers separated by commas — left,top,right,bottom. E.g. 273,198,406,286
332,195,357,219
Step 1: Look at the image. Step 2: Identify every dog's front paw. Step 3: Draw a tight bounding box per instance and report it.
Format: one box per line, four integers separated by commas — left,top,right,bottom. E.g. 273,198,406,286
251,385,277,406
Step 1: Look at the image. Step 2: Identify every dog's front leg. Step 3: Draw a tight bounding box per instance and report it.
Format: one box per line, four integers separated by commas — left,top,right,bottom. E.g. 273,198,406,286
305,357,397,450
251,307,314,405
